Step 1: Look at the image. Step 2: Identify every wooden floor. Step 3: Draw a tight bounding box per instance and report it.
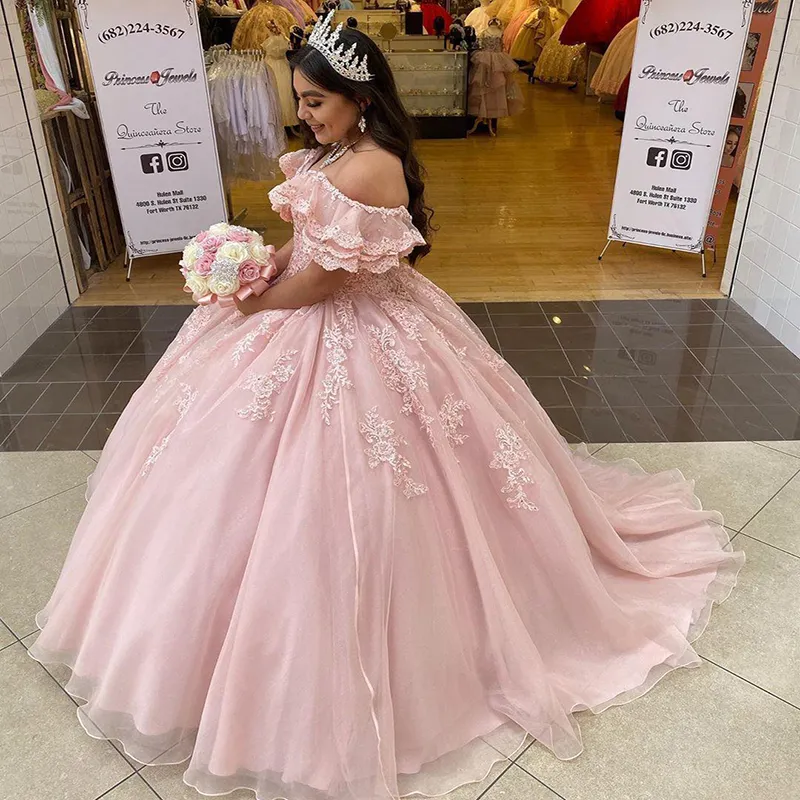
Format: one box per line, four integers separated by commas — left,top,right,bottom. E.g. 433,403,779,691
78,79,733,306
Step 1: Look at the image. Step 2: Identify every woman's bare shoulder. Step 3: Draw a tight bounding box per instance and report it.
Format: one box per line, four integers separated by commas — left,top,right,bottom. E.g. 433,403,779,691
334,148,409,208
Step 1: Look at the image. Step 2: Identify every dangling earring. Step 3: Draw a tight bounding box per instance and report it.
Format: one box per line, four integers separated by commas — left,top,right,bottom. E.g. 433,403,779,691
358,114,367,134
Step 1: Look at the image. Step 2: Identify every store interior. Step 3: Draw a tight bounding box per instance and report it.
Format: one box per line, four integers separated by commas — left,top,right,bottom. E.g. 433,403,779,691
27,0,749,307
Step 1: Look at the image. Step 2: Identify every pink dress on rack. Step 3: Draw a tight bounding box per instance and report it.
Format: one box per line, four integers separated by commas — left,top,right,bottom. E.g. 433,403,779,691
30,149,743,800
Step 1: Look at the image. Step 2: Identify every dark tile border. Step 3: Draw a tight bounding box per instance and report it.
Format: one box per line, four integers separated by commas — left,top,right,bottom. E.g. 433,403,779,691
1,299,799,449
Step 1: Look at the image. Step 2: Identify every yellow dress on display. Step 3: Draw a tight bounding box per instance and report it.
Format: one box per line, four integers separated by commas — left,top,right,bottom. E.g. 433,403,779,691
503,0,535,51
590,16,637,97
534,22,586,83
232,0,296,49
261,32,299,126
509,1,566,63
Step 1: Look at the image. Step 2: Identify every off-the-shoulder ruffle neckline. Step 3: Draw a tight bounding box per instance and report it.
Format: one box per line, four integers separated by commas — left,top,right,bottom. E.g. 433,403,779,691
289,149,412,218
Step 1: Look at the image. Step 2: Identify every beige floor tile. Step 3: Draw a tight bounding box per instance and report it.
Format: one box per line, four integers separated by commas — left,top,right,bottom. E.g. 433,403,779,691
102,775,161,799
83,450,104,463
518,660,800,800
480,764,561,800
0,485,85,637
22,631,73,688
595,442,800,530
0,451,94,519
141,764,271,800
694,535,800,706
741,472,800,557
142,758,518,800
0,643,133,799
0,622,14,650
756,441,800,459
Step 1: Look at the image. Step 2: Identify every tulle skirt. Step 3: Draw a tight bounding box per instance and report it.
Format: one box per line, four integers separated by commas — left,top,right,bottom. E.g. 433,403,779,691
30,267,743,800
468,52,524,118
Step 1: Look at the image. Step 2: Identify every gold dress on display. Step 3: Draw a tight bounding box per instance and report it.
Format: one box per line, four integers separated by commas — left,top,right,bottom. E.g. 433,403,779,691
590,16,637,97
509,1,567,63
232,0,296,49
503,0,535,51
534,23,586,84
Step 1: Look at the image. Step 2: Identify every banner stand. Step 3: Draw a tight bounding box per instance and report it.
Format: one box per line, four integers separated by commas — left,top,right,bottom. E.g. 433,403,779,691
605,1,754,276
596,240,708,278
77,0,228,283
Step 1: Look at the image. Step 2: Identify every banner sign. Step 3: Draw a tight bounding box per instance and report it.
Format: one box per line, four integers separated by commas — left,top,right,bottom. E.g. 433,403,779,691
705,0,779,250
77,0,227,258
607,0,754,253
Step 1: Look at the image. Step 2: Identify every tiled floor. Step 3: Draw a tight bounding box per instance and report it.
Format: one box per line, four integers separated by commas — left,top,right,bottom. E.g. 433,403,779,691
1,299,800,450
3,441,799,799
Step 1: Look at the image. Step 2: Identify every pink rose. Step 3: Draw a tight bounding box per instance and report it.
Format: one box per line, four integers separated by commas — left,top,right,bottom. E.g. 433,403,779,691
195,230,208,243
195,253,215,276
238,260,262,283
227,228,250,243
202,235,224,254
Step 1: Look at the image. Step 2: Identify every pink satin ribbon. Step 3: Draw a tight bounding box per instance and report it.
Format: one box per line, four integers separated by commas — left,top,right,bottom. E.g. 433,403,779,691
183,249,277,308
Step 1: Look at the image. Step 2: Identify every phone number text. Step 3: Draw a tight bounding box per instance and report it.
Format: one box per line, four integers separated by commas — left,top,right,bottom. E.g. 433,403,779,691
650,21,734,40
98,23,186,44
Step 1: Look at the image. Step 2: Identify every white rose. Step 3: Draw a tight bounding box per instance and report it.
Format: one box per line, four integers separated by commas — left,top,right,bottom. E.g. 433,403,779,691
208,273,241,297
209,222,231,235
181,242,203,268
185,273,209,297
250,243,274,266
217,241,249,264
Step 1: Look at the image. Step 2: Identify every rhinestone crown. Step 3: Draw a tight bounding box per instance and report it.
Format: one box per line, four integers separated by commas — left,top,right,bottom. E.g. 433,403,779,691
308,10,373,82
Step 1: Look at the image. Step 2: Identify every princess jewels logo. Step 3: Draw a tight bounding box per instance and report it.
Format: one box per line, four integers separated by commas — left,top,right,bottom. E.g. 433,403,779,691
638,65,731,86
102,68,198,88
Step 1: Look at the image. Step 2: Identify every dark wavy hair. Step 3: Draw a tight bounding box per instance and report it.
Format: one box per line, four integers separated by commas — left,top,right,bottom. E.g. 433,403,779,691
290,30,434,264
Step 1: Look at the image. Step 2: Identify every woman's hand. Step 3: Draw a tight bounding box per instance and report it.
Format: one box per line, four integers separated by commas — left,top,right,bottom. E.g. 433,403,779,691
233,292,268,316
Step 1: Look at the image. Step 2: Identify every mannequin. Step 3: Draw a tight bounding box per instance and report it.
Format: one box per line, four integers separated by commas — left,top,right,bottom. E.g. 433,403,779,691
468,17,523,135
559,0,639,46
260,22,299,127
533,21,586,85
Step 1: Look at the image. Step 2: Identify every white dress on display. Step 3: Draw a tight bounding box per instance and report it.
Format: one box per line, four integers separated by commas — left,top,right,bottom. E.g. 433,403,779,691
465,0,499,36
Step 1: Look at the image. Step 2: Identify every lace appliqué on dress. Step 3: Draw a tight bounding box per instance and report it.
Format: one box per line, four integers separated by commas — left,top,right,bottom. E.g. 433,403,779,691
238,351,298,422
232,310,285,367
360,407,427,499
367,324,435,441
380,297,427,342
319,297,355,424
439,394,470,447
141,383,198,477
490,423,538,511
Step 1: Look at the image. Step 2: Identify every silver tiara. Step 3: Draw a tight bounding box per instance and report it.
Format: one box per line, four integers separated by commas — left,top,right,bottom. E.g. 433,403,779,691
308,10,373,82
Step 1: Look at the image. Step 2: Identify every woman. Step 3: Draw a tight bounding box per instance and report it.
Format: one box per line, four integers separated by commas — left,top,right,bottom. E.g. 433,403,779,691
31,12,743,800
722,126,742,168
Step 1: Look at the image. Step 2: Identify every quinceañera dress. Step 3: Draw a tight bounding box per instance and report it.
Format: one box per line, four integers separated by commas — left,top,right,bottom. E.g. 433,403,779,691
31,150,744,800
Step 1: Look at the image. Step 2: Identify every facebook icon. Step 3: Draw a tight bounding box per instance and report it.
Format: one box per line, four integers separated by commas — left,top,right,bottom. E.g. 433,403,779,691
140,153,164,174
646,148,669,168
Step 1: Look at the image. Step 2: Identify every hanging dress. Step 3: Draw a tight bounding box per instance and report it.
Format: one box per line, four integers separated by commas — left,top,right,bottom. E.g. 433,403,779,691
464,0,499,36
509,2,564,63
261,34,299,127
534,23,587,83
559,0,639,46
232,0,297,48
590,16,638,97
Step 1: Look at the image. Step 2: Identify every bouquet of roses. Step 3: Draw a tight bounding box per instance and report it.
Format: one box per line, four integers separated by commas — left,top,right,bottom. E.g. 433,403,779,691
179,222,277,307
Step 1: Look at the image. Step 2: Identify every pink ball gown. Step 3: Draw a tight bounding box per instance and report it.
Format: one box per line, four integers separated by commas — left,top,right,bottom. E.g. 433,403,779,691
30,149,743,800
